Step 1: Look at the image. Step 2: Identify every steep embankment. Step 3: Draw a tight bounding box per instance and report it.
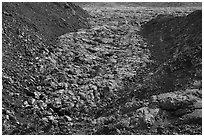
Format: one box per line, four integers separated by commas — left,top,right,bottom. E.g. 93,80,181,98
142,10,202,92
133,10,202,134
2,2,89,134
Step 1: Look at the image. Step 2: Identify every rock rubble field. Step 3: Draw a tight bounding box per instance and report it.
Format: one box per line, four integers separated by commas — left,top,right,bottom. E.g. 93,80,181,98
2,2,202,135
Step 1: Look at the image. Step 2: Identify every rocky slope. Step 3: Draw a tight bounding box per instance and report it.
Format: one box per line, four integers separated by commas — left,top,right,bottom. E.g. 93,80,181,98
142,10,202,93
2,2,89,134
3,2,89,41
2,3,202,135
137,10,202,134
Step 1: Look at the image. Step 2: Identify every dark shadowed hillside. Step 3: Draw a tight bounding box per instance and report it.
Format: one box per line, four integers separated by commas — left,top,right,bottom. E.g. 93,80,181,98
142,10,202,92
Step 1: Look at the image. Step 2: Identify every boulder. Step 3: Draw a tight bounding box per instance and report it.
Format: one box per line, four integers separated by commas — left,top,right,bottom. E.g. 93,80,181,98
133,107,160,128
193,100,202,109
180,109,202,125
149,89,202,126
150,89,201,111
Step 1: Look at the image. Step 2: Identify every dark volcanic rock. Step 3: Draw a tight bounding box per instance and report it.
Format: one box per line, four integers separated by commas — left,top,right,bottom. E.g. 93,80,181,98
2,2,90,42
150,89,200,111
143,10,202,73
181,109,202,125
142,10,202,93
2,2,89,135
2,3,202,135
148,88,202,126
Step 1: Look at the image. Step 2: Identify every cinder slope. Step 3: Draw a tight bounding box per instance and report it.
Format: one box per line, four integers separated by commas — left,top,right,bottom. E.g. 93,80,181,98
2,2,89,134
142,10,202,92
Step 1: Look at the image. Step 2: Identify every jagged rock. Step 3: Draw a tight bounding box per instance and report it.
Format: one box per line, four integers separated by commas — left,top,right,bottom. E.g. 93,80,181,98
96,117,106,124
37,100,47,110
50,82,58,89
134,107,160,128
150,90,199,110
121,101,143,115
51,98,62,109
27,97,36,105
42,111,53,116
147,88,202,130
115,118,130,128
108,58,117,64
39,93,47,101
180,109,202,125
2,2,202,135
8,115,18,124
90,84,98,91
58,107,71,116
42,117,49,123
67,90,75,96
54,89,65,96
86,48,98,53
64,115,73,121
150,88,202,121
47,115,58,125
193,100,202,109
23,88,35,97
192,80,202,89
185,89,202,98
78,92,87,100
23,101,30,108
34,91,41,99
64,102,75,110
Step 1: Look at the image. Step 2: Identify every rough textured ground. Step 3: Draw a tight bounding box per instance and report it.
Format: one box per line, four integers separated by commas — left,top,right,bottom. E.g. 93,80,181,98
75,2,201,8
2,2,202,135
2,2,89,134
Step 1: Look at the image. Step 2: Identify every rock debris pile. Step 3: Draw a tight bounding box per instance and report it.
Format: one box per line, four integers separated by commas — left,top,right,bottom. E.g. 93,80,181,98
2,3,202,135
